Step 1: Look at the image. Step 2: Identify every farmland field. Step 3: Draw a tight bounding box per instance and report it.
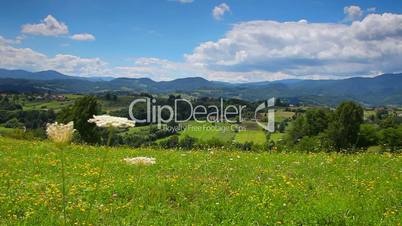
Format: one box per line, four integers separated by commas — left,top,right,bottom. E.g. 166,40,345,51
234,130,266,144
0,137,401,225
179,122,236,143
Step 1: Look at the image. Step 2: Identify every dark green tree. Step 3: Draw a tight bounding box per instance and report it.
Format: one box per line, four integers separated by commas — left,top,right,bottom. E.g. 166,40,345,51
326,101,364,150
287,108,331,144
357,124,379,148
379,126,402,152
59,96,101,144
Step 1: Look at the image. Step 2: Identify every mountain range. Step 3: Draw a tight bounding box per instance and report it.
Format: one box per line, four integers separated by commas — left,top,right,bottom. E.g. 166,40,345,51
0,68,402,106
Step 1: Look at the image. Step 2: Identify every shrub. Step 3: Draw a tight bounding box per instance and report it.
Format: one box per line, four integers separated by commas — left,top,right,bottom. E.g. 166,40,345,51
357,124,379,148
179,135,197,149
204,137,225,148
3,118,24,129
234,141,254,151
160,135,179,149
294,136,321,153
379,126,402,152
124,133,149,148
287,108,332,144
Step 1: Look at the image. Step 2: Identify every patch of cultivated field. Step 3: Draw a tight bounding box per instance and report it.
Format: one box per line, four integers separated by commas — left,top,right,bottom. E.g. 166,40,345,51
179,122,235,143
0,137,401,225
234,130,266,144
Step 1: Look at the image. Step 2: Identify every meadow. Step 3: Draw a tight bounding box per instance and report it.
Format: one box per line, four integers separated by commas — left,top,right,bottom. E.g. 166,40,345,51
0,137,401,225
234,130,266,144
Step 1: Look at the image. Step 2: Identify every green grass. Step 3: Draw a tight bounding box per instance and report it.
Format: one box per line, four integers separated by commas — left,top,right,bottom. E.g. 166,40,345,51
179,122,236,143
234,130,266,144
0,127,16,136
0,137,401,225
275,110,295,122
270,133,285,142
22,100,72,111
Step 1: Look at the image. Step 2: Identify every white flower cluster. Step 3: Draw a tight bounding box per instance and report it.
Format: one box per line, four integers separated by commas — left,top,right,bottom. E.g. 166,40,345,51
46,122,75,144
124,157,156,165
88,115,135,128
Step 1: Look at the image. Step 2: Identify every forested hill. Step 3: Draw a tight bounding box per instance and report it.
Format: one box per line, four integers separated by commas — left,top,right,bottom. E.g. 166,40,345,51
0,68,402,106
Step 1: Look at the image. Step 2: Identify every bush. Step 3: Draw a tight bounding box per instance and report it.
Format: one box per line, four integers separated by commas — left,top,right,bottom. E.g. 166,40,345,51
379,126,402,152
287,108,332,144
357,124,379,148
234,141,254,151
160,135,179,149
204,137,225,148
264,139,275,151
179,135,197,149
3,118,24,129
294,136,321,153
124,133,149,148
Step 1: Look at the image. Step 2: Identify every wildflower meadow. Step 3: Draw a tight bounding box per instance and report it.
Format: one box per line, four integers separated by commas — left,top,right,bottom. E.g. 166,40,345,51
0,137,401,225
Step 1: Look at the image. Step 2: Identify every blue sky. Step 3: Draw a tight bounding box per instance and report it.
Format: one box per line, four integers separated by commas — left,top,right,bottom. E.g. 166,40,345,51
0,0,402,81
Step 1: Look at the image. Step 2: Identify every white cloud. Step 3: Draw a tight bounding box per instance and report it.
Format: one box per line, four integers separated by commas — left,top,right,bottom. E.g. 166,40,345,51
21,15,69,36
344,5,363,21
0,35,25,45
3,11,402,82
0,39,109,76
71,33,96,41
212,3,230,20
185,13,402,80
367,7,376,13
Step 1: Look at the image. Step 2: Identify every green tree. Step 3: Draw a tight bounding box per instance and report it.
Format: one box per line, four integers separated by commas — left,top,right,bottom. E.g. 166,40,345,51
287,108,331,144
357,124,379,148
3,118,24,129
379,126,402,152
326,101,364,150
59,96,101,144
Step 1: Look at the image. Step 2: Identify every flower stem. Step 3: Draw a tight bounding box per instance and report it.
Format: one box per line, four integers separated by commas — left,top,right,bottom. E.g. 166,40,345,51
86,127,115,223
60,145,67,225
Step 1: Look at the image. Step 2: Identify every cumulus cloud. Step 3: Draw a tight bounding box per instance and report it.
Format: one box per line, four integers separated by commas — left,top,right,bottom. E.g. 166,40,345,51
0,38,109,76
344,5,363,21
4,11,402,82
71,33,96,41
0,35,24,45
21,15,69,36
185,13,402,80
212,3,230,20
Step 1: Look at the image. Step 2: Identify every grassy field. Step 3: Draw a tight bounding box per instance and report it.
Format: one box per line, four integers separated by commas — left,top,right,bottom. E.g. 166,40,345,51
0,127,14,134
234,130,266,144
275,110,295,122
270,132,285,142
0,137,401,225
179,122,236,143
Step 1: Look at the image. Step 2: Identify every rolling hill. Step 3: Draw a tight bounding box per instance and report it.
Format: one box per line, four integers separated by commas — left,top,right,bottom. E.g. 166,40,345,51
0,68,401,106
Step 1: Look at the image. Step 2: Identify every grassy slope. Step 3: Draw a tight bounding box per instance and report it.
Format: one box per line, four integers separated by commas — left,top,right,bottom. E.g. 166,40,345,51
179,122,235,143
234,130,266,144
0,137,401,225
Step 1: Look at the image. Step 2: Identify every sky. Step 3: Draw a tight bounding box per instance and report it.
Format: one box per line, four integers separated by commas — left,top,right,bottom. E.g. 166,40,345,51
0,0,402,82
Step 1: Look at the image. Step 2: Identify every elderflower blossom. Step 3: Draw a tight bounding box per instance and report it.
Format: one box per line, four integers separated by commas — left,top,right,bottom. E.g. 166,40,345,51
124,157,156,165
46,122,75,144
88,115,135,128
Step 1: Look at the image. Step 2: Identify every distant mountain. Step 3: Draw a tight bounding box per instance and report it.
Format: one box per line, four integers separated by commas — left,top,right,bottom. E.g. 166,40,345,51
0,68,402,106
0,69,73,80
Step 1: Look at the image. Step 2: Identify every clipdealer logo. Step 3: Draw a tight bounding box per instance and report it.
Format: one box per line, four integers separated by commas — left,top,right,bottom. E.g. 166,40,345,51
128,97,275,132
